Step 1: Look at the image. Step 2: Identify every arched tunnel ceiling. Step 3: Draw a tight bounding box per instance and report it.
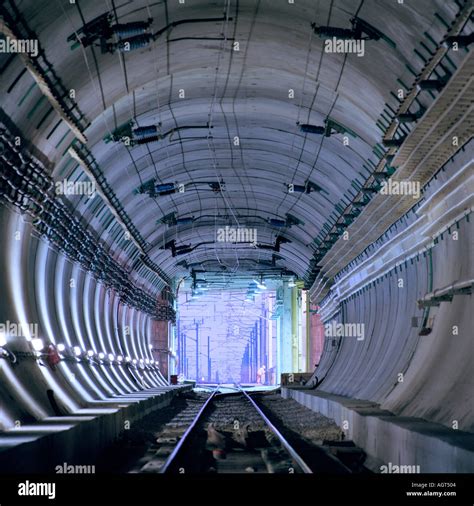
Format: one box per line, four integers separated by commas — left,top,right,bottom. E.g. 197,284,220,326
2,0,462,286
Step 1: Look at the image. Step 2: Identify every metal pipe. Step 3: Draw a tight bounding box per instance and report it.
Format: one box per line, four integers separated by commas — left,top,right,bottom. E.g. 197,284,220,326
418,278,474,308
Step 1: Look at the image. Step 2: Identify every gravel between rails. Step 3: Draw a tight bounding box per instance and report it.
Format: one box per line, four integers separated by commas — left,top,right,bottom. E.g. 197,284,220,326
206,395,268,431
256,393,344,444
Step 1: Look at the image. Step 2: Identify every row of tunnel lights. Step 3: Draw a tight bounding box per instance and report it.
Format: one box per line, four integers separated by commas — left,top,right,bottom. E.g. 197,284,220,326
0,334,156,367
53,342,156,366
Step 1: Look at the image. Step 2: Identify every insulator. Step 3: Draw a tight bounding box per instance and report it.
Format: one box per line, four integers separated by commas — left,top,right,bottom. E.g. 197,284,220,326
134,135,160,145
290,184,306,193
300,124,325,135
133,125,158,138
269,219,286,227
112,20,152,38
313,26,355,39
117,33,153,52
155,183,176,193
176,217,194,225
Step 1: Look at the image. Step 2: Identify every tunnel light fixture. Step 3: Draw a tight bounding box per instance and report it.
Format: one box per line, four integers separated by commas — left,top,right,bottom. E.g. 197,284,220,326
148,344,153,350
98,352,105,360
117,355,123,362
132,359,137,365
145,358,150,364
87,350,95,357
73,346,82,357
31,338,44,352
57,343,66,352
108,353,115,362
125,356,131,363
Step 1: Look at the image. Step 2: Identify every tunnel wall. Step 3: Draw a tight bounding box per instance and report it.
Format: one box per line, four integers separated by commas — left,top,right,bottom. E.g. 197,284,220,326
0,204,167,432
314,211,473,432
313,142,474,433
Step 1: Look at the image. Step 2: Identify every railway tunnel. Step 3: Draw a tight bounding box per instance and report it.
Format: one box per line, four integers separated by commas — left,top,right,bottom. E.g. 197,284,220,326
0,0,473,504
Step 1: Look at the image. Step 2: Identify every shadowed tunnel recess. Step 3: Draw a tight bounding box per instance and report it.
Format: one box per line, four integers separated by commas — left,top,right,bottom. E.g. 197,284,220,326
0,0,473,485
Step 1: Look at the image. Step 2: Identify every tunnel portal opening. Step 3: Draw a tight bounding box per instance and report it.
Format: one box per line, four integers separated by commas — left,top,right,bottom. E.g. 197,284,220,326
175,278,317,386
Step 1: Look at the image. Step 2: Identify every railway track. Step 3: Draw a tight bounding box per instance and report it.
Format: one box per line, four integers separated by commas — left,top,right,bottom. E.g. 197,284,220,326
133,386,351,474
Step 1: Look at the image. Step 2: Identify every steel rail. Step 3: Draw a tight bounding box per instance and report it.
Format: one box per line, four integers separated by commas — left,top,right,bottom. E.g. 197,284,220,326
159,385,221,473
237,386,313,474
